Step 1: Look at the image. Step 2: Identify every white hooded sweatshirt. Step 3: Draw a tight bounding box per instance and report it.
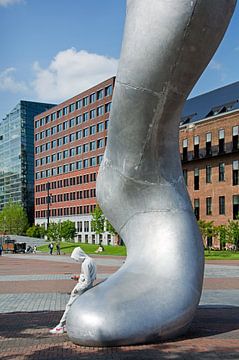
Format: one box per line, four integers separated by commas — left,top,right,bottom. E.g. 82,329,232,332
71,247,97,290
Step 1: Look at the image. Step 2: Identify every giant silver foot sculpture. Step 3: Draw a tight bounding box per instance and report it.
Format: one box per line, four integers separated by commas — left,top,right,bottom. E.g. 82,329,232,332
67,0,237,346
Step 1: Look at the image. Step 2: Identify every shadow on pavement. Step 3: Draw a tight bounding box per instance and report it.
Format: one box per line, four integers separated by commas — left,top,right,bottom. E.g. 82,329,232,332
0,307,239,360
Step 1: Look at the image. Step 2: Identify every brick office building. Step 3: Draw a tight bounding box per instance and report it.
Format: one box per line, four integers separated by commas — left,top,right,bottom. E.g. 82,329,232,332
34,78,239,245
34,77,115,244
180,82,239,247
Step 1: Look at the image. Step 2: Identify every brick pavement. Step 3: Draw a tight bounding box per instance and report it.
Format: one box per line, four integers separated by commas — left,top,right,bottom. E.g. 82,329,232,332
0,254,238,359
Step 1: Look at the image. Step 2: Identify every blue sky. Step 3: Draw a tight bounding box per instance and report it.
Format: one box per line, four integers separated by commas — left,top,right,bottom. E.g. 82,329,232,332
0,0,238,121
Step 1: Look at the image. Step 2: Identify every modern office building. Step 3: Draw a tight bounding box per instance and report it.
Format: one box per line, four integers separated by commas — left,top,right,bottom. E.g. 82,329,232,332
34,78,239,246
34,77,115,244
0,101,55,224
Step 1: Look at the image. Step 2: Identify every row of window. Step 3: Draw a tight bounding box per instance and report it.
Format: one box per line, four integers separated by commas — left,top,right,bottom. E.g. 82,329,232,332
35,85,113,129
35,105,111,141
35,121,108,154
35,188,96,205
35,155,103,179
183,160,239,190
35,138,106,167
182,126,239,160
194,195,239,219
35,173,97,192
35,204,96,218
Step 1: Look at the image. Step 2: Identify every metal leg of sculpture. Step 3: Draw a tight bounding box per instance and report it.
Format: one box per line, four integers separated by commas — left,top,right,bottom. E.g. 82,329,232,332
67,0,237,346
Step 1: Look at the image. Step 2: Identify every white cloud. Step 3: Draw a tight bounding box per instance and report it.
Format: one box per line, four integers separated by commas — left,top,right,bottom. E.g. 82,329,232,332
32,48,118,102
0,68,28,93
209,60,222,71
0,0,24,7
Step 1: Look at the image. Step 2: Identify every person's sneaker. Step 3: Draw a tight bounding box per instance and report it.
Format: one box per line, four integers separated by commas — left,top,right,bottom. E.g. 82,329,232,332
49,325,64,334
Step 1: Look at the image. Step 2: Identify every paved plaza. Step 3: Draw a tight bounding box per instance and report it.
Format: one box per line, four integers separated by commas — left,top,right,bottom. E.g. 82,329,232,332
0,253,238,359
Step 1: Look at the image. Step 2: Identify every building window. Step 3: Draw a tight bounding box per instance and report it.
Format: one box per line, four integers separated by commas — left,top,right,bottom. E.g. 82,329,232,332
51,112,57,121
193,135,200,159
232,126,239,150
105,119,109,129
206,197,212,215
105,84,113,97
77,160,83,170
219,196,225,215
206,165,212,183
206,132,212,156
233,160,239,185
97,122,104,132
90,157,97,166
183,169,187,185
83,159,89,168
76,115,82,125
97,138,104,148
97,106,104,116
83,112,89,122
76,99,82,109
194,168,199,190
97,155,104,165
233,195,239,219
97,89,104,100
69,118,75,127
194,199,200,220
219,163,225,182
63,121,68,130
233,195,239,220
83,96,89,107
83,128,89,137
90,141,96,151
105,102,111,113
90,93,96,103
77,145,82,154
182,138,188,161
90,109,96,119
76,130,82,140
84,221,89,232
218,129,225,154
90,125,96,135
69,103,75,112
63,107,68,116
57,109,63,118
83,143,89,153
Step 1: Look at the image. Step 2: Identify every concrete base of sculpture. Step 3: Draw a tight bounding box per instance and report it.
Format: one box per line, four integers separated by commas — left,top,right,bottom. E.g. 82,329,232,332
66,0,237,346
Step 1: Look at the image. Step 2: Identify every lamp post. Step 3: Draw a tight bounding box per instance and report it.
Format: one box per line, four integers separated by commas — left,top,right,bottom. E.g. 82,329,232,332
46,182,50,229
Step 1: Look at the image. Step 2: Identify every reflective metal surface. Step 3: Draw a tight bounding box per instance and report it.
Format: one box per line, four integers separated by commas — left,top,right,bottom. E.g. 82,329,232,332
67,0,237,346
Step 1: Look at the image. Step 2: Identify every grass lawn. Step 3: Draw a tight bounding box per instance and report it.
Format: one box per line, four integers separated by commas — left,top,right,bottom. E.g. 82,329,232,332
204,250,239,260
37,242,239,260
37,242,127,256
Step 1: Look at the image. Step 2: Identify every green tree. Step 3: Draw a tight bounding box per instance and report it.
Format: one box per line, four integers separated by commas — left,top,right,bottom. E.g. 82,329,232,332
91,205,105,235
0,201,28,235
215,224,227,250
226,220,239,250
46,223,61,242
197,220,216,248
26,224,46,238
60,220,76,242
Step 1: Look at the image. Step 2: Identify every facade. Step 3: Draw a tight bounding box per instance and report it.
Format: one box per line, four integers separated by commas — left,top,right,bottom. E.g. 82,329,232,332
34,78,239,245
34,77,115,244
180,82,239,247
0,101,55,224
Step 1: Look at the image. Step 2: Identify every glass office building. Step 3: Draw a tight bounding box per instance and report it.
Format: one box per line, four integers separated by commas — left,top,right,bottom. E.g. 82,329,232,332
0,101,55,223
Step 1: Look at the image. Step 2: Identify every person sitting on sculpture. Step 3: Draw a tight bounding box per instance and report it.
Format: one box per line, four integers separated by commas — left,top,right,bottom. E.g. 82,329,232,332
50,246,97,334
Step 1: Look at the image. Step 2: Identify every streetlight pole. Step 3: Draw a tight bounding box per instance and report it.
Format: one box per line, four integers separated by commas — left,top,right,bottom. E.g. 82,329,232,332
46,182,50,229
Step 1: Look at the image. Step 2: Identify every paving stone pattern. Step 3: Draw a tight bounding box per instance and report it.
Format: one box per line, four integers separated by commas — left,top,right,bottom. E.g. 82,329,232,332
0,254,238,359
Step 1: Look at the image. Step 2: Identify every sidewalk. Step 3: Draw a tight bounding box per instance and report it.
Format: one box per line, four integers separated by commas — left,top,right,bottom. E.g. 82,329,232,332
0,254,238,359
